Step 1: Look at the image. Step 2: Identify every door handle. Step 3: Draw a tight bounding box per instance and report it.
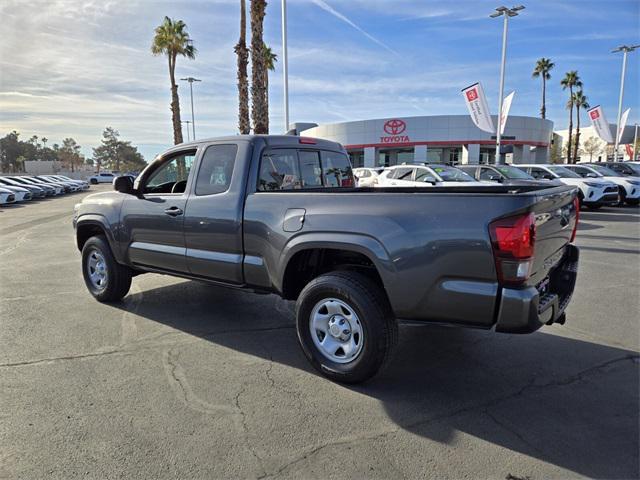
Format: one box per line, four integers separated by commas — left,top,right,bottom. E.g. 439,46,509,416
164,206,183,217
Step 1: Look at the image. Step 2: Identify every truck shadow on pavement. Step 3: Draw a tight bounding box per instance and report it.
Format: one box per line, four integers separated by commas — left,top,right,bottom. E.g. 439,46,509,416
115,281,639,479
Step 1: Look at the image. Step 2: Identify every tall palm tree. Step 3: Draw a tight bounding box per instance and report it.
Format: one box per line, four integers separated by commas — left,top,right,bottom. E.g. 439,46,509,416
151,17,196,145
235,0,250,134
560,71,582,163
250,0,268,134
532,58,554,119
571,90,590,163
263,44,278,134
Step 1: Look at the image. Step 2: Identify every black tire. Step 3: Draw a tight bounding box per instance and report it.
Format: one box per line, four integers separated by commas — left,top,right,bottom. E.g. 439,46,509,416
90,178,98,185
296,271,398,384
81,235,132,302
617,190,626,207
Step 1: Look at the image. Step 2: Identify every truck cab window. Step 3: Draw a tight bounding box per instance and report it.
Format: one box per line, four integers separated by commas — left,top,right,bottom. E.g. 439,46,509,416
144,151,196,194
321,151,354,187
195,144,237,195
298,151,322,187
258,150,301,191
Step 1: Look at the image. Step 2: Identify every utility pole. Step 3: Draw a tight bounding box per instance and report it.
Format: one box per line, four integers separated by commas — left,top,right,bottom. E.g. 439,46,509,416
281,0,290,133
180,77,201,140
490,5,525,164
611,45,638,161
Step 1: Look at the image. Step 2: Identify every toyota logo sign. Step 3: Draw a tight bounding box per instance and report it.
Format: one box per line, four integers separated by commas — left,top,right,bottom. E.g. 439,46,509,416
383,119,406,135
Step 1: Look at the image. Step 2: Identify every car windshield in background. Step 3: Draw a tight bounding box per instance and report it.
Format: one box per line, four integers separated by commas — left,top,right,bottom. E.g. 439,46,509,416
496,165,533,179
431,166,476,182
548,166,581,178
590,165,619,176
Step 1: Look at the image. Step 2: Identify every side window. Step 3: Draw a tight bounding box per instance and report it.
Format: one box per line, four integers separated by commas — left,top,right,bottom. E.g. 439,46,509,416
529,168,544,179
320,151,354,187
573,166,589,177
394,167,413,181
298,151,322,187
195,144,237,195
415,168,436,183
258,150,301,191
479,167,499,180
144,151,196,194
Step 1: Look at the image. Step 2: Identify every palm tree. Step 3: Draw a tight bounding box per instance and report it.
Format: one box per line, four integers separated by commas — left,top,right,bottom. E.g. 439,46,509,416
235,0,250,134
41,137,48,148
571,90,589,163
560,71,582,163
151,17,196,145
532,58,554,120
263,44,278,134
250,0,268,134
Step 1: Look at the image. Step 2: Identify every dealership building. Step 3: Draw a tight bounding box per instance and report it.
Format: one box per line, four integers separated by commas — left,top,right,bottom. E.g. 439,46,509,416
297,115,553,168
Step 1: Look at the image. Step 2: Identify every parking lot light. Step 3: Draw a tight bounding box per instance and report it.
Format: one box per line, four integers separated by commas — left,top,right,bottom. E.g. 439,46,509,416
490,5,525,165
611,45,639,161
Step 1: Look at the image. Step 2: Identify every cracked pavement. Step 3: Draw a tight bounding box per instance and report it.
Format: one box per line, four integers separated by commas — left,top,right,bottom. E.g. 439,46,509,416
1,186,638,479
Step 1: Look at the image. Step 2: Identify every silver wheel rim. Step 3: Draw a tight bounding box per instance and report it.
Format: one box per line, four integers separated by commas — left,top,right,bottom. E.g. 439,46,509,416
309,298,364,364
86,249,108,290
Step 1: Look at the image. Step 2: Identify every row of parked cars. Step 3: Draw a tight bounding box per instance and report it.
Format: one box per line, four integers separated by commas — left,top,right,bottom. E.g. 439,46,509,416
353,161,640,209
0,175,90,205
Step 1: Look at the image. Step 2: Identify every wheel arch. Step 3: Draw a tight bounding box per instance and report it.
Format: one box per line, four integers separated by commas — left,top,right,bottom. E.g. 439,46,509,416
75,215,122,262
278,233,395,301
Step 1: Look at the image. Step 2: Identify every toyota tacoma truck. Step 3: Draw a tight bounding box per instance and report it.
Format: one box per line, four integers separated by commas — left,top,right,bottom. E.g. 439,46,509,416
73,135,580,383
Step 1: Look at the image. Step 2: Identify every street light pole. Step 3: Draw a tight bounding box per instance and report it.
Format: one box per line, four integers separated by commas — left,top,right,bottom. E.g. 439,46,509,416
180,77,201,140
182,121,192,142
281,0,290,133
490,5,524,165
612,45,638,161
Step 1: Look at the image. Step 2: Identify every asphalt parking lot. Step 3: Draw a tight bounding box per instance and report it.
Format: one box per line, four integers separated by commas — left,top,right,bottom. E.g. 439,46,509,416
1,186,638,479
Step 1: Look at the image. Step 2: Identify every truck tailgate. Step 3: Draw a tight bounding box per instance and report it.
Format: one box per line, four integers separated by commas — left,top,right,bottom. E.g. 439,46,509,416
528,186,578,286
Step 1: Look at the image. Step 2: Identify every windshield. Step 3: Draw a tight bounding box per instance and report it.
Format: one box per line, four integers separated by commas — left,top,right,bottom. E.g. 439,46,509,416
589,165,618,176
547,166,581,178
495,165,533,179
430,166,476,182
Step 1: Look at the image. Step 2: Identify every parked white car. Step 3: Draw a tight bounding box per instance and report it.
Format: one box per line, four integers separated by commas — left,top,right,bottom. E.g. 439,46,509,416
353,167,384,187
516,164,619,209
565,164,640,206
0,187,17,205
0,184,32,202
44,175,90,190
377,164,490,187
89,172,116,184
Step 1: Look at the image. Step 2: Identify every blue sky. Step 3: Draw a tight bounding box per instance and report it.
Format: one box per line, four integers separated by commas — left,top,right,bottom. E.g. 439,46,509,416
1,0,638,161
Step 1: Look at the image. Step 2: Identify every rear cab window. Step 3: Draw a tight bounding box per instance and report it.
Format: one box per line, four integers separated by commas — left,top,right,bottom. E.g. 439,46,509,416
258,148,354,191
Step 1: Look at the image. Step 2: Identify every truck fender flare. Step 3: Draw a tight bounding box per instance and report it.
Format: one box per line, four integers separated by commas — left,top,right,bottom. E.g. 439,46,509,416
75,214,122,262
277,232,395,293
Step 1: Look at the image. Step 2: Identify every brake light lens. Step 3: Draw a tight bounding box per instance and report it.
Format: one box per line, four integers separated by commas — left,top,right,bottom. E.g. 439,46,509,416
570,196,580,243
489,212,536,285
299,137,316,144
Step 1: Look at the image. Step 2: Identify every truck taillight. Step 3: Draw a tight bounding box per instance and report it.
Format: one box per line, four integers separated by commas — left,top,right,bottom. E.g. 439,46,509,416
489,212,536,285
570,196,579,243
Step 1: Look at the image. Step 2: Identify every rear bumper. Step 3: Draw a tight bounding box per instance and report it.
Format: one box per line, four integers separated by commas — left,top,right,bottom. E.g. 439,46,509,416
495,244,579,333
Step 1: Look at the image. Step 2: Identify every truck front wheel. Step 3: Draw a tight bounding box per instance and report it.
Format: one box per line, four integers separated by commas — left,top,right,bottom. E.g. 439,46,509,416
82,235,132,302
295,271,397,384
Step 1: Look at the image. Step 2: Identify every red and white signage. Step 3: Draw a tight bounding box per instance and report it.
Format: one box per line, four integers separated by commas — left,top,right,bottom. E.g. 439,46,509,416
617,108,630,144
380,119,409,144
462,82,495,134
500,91,515,135
587,105,614,143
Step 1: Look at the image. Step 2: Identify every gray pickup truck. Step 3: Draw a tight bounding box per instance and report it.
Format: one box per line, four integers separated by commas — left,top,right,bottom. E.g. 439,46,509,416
73,135,580,383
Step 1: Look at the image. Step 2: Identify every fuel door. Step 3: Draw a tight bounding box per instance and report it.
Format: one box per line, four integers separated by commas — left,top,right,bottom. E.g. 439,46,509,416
283,208,306,232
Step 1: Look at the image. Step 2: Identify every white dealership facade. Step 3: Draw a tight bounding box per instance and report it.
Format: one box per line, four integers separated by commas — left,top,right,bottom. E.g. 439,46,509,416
299,115,554,168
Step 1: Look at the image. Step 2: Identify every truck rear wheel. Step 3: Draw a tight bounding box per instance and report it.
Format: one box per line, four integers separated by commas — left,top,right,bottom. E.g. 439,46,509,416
295,271,397,384
82,235,132,302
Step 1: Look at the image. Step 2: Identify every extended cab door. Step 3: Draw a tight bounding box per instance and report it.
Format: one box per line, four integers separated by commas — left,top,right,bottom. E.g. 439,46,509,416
183,143,244,284
122,149,197,273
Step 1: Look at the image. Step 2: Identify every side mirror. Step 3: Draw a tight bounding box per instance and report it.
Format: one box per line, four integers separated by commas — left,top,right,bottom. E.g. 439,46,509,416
113,175,135,195
586,172,598,178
